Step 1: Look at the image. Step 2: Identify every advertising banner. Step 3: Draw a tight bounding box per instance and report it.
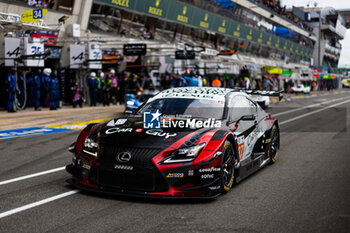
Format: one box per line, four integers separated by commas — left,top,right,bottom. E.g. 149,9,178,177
4,38,21,67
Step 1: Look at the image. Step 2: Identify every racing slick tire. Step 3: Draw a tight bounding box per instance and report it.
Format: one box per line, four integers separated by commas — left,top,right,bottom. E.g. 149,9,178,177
268,125,280,165
220,140,235,194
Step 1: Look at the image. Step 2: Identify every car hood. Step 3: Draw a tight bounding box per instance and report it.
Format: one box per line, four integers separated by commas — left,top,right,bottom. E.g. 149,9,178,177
97,117,205,149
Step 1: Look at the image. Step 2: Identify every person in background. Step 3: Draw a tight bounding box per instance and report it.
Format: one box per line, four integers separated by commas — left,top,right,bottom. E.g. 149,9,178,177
72,84,84,108
96,71,103,104
26,71,34,107
212,77,221,87
33,70,41,111
17,70,26,108
140,75,153,90
197,73,203,87
49,73,59,110
88,72,98,106
183,72,198,87
245,77,251,89
228,76,235,88
126,73,141,93
117,72,126,105
42,68,51,107
172,74,186,87
7,69,16,112
109,69,118,104
102,74,111,106
53,71,60,108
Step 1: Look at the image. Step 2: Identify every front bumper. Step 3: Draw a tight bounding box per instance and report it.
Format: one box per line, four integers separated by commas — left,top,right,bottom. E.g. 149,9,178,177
66,162,221,198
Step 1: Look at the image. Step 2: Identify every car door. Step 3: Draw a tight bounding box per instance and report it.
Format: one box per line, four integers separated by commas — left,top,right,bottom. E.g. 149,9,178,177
228,95,258,161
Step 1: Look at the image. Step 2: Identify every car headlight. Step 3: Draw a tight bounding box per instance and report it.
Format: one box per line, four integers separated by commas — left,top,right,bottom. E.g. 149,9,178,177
83,138,98,158
162,143,206,164
127,101,135,106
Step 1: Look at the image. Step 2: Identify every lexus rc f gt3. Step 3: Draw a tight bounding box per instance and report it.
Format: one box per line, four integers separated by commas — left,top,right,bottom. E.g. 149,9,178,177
66,87,282,198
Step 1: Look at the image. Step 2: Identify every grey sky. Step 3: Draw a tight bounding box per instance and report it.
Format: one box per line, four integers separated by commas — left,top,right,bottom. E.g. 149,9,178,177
282,0,350,66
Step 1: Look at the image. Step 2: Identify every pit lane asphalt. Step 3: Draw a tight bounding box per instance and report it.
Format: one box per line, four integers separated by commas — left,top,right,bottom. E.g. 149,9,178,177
0,91,350,233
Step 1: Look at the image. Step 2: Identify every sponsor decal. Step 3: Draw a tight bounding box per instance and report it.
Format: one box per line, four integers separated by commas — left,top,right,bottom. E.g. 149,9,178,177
116,152,132,163
145,129,176,139
105,127,133,134
208,185,220,190
82,164,91,170
107,118,127,126
111,0,130,8
166,173,184,178
188,170,194,176
135,128,143,133
199,167,221,173
143,110,161,129
114,164,133,170
156,88,228,100
238,142,245,160
115,119,128,125
162,118,221,129
201,174,214,179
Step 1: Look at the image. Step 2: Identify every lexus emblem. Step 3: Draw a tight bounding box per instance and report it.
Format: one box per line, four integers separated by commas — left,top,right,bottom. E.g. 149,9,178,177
116,152,131,163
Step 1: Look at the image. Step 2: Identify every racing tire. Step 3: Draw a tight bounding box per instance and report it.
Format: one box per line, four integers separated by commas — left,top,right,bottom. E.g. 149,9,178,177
268,125,280,165
220,140,235,194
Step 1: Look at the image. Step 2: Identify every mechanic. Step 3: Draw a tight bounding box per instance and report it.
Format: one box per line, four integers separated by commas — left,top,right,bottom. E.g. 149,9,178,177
18,70,26,107
96,71,103,104
33,70,41,111
102,73,111,106
88,72,98,106
7,69,16,112
172,74,186,87
183,73,199,87
42,68,52,107
212,77,221,87
109,69,118,104
49,71,59,110
26,71,34,107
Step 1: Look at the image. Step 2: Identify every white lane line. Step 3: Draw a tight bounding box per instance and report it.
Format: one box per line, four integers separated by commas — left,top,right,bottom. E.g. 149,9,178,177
272,96,350,117
0,190,79,219
279,98,350,126
0,167,65,186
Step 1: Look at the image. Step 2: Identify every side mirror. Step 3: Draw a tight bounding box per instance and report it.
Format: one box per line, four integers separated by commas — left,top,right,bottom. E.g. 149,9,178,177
240,115,256,121
226,115,256,126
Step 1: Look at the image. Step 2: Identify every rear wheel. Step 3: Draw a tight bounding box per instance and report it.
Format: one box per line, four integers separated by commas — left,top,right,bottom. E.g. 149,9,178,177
268,125,280,164
220,141,235,194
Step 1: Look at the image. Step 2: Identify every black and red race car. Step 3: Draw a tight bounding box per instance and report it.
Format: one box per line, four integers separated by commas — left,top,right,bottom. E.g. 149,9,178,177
66,87,282,198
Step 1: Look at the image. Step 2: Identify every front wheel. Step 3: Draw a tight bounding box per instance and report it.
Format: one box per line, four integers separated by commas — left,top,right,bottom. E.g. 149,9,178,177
268,125,280,164
220,141,235,194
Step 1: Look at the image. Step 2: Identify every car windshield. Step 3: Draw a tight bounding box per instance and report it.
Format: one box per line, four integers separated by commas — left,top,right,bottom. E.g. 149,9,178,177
137,98,225,119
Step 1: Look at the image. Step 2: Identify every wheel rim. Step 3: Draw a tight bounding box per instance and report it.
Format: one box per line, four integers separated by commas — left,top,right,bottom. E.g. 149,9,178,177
270,131,279,160
222,145,235,188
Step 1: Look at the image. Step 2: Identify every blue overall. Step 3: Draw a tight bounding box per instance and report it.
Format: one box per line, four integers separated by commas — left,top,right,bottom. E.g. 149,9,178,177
49,77,59,109
33,75,41,109
18,75,25,107
42,74,51,106
7,73,16,111
88,78,98,106
183,75,199,87
26,76,34,107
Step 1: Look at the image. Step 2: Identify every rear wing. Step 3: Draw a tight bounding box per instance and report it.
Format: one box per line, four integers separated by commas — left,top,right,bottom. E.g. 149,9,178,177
231,89,283,101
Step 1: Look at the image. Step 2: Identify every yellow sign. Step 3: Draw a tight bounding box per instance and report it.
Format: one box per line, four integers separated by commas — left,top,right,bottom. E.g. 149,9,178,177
200,14,209,28
111,0,130,7
177,6,188,23
21,9,47,23
149,0,162,16
218,20,226,33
